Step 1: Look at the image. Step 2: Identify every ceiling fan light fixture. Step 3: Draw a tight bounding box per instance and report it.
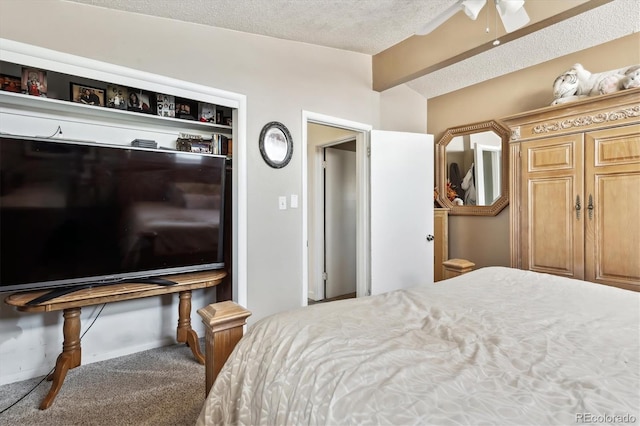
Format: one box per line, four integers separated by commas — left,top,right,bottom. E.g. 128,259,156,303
461,0,487,20
416,0,529,36
495,0,530,33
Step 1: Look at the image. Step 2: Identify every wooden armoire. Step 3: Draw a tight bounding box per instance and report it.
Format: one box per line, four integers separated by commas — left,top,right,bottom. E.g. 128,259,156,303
503,88,640,291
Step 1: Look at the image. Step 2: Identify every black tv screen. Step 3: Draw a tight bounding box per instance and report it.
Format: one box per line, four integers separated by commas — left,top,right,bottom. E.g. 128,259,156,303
0,135,226,294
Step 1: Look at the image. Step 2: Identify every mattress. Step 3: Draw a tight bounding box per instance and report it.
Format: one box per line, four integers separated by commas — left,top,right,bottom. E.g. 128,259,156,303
197,267,640,425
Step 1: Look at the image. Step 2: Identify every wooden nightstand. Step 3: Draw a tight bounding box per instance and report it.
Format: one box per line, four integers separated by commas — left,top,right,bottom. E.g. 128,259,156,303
442,259,475,279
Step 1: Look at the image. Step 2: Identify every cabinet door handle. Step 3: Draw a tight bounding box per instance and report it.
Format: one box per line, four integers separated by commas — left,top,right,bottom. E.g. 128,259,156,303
575,195,581,220
587,194,594,220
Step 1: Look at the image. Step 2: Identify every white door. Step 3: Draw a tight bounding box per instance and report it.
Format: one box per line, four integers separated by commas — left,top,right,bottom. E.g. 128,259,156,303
325,146,357,298
370,130,434,295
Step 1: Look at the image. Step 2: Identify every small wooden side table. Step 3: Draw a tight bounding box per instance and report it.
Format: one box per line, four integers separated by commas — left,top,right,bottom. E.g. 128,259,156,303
442,259,475,279
4,270,226,410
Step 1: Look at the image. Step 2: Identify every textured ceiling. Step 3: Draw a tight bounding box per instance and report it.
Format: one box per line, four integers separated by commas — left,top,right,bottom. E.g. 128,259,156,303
65,0,639,99
65,0,453,55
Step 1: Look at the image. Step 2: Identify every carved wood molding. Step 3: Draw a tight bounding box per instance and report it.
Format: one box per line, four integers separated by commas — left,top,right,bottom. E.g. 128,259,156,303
502,88,640,142
532,106,640,135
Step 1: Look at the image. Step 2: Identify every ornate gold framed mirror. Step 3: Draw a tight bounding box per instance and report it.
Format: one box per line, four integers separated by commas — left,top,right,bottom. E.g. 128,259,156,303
436,120,509,216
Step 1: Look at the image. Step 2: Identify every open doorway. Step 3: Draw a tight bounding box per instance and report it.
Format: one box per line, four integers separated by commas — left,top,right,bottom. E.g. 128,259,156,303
302,111,435,307
312,137,357,303
302,112,372,305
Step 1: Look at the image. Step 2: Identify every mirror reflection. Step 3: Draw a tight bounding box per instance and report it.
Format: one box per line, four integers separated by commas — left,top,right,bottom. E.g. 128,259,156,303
446,131,502,206
436,119,509,216
259,121,293,169
264,127,289,163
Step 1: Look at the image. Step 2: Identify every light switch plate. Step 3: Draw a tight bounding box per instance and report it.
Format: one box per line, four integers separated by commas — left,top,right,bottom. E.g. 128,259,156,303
290,194,298,208
278,196,287,210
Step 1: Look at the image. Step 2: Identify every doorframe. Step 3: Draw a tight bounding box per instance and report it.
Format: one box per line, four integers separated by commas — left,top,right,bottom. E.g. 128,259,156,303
302,111,372,306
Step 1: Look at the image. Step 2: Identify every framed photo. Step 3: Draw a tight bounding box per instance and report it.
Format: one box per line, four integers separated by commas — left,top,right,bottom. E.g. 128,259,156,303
0,74,21,93
21,67,47,97
70,83,105,107
199,103,216,123
176,138,212,154
156,94,175,117
175,98,198,121
127,89,153,113
106,85,128,110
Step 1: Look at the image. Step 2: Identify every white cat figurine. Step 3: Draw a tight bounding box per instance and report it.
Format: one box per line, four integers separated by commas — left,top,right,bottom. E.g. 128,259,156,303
551,63,640,105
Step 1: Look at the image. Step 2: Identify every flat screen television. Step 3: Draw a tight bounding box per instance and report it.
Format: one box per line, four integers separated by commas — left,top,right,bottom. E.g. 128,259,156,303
0,135,226,299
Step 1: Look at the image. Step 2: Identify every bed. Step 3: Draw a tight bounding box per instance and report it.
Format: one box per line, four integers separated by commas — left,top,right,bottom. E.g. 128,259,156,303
197,267,640,425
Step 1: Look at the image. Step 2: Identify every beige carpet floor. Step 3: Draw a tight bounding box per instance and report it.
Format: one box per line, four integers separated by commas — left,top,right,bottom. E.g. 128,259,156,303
0,341,206,426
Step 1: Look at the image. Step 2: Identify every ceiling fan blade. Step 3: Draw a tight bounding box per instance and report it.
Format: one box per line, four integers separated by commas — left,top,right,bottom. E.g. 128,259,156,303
461,0,487,20
415,0,528,37
496,0,530,33
416,1,464,36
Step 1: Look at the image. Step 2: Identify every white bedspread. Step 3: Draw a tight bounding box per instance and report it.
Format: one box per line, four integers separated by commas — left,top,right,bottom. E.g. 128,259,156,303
198,267,640,426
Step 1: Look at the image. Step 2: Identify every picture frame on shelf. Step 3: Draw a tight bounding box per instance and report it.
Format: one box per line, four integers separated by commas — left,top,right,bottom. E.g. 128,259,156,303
21,67,47,97
106,85,128,110
156,94,175,117
190,141,213,154
199,102,216,123
70,83,105,107
127,89,153,113
175,98,198,121
0,74,21,93
176,137,212,154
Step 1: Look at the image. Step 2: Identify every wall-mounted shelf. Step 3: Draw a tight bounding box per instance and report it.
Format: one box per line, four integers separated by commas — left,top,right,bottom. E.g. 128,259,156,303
0,91,233,137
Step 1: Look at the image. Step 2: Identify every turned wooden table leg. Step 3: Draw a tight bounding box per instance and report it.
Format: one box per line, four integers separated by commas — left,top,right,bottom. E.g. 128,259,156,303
40,307,82,410
177,290,205,364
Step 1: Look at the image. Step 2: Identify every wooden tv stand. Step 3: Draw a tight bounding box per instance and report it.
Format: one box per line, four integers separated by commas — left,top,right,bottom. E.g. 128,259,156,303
4,270,227,410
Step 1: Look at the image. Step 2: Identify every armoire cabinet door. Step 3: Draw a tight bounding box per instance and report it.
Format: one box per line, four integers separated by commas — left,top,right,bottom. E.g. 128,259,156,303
584,125,640,290
433,208,449,282
520,134,584,279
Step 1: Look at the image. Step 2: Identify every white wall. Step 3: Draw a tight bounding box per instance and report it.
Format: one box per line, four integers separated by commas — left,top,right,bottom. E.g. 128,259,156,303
379,84,427,133
0,0,427,385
